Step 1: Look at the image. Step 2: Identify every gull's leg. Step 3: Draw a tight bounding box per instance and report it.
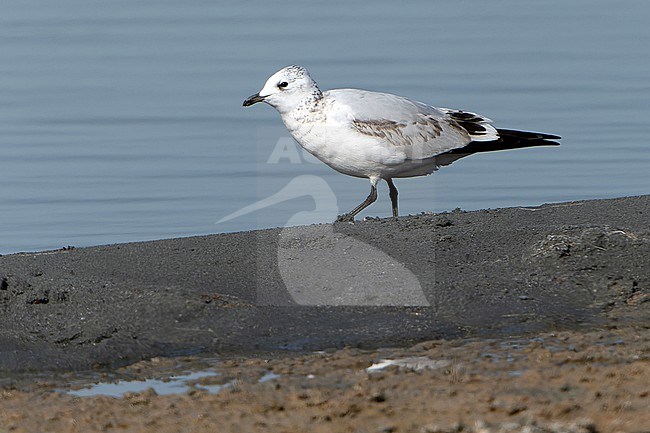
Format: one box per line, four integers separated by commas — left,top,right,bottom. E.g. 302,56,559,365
336,177,379,222
386,178,399,217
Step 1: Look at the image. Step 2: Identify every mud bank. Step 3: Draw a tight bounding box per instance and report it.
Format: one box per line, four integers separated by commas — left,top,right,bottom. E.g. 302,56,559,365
0,195,648,372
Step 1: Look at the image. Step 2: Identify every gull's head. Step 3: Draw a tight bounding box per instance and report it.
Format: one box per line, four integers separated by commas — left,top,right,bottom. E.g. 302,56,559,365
243,65,321,114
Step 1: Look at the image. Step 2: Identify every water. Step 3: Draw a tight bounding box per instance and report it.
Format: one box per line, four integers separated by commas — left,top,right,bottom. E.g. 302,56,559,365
63,370,280,398
1,0,648,254
66,370,220,398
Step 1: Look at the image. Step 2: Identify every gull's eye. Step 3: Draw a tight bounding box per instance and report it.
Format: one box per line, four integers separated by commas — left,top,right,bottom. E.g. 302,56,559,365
278,81,289,89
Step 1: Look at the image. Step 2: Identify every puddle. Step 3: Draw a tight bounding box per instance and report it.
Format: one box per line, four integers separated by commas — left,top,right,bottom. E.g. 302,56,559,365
64,370,281,398
258,372,280,383
66,370,219,397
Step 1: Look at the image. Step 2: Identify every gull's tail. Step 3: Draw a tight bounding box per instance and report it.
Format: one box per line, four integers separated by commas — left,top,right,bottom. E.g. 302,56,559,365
448,129,561,155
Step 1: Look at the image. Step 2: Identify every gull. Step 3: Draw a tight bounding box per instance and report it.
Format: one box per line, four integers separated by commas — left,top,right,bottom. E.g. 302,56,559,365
243,65,560,222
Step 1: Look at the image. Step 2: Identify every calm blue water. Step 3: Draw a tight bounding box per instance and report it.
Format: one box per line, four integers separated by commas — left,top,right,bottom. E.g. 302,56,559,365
1,0,648,254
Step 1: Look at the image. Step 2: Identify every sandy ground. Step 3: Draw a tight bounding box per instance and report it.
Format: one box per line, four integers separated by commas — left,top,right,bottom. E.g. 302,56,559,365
1,324,648,433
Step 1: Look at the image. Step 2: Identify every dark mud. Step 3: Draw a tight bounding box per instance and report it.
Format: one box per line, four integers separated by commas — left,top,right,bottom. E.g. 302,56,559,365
0,195,648,372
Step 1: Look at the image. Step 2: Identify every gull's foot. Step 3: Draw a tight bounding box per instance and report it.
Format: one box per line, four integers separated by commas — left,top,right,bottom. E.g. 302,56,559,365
335,213,355,223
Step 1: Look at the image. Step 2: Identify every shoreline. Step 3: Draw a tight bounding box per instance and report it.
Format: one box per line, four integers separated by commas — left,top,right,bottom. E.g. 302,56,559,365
0,195,648,373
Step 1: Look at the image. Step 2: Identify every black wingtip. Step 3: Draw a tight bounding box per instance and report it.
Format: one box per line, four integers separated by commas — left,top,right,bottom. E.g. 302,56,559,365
447,129,561,156
496,129,561,141
495,128,561,148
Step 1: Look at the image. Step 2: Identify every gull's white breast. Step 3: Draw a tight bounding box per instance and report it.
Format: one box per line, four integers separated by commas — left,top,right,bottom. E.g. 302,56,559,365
281,98,415,179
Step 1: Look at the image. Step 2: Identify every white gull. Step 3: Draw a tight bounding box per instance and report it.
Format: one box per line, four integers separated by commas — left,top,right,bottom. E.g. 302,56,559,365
243,65,560,222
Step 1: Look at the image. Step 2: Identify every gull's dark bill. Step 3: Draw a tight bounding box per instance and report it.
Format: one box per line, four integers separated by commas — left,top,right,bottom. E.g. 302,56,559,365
243,93,265,106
